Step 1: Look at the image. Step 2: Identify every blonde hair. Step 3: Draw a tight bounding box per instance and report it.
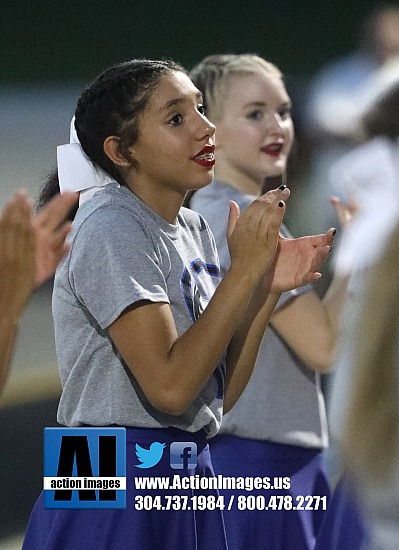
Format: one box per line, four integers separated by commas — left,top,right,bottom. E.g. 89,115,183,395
343,220,399,480
190,54,282,122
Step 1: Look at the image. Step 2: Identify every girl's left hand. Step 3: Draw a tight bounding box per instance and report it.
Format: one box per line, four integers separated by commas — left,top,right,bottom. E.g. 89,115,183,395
0,192,36,320
33,192,78,286
265,227,335,293
329,195,357,229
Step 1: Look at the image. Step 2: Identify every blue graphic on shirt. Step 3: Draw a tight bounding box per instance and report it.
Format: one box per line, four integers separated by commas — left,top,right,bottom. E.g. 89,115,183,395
181,259,225,399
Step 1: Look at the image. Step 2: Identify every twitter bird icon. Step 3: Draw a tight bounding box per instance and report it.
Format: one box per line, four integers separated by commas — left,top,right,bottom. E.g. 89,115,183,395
135,442,166,468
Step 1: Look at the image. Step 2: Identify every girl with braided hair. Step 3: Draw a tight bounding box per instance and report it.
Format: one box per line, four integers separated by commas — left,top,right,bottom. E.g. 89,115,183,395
22,58,332,549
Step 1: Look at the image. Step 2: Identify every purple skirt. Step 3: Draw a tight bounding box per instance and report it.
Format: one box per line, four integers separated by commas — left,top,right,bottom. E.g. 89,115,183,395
209,435,331,550
23,427,227,550
314,475,367,550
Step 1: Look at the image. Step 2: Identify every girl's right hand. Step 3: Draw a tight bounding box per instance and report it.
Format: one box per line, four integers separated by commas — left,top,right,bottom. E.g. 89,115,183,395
226,186,290,283
0,192,36,321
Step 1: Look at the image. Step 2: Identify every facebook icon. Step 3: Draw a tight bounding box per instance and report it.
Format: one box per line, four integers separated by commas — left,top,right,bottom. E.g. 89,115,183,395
169,442,197,469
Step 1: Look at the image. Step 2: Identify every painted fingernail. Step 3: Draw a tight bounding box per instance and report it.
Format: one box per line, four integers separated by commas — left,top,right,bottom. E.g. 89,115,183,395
332,228,337,236
278,201,284,208
278,185,286,191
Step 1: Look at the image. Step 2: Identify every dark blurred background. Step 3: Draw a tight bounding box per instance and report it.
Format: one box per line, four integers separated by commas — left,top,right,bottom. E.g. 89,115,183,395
1,0,396,546
0,0,378,84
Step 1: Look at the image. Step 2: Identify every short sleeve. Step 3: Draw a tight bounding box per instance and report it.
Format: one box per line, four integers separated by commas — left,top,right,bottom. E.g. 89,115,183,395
69,206,169,329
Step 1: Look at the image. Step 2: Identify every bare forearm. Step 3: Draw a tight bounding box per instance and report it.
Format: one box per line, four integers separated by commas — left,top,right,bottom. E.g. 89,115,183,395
0,318,18,396
110,266,267,415
110,192,334,415
270,274,351,374
322,273,350,346
167,268,265,411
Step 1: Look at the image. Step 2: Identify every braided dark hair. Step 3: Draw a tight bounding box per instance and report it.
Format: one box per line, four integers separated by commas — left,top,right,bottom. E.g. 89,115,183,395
74,59,187,184
37,168,78,221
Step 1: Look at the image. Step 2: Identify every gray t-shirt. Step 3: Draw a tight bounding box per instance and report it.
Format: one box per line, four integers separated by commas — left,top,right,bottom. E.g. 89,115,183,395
53,184,225,437
191,180,328,448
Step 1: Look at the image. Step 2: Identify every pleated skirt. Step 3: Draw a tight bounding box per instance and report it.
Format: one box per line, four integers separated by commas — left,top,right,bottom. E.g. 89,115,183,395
23,427,227,550
209,434,331,550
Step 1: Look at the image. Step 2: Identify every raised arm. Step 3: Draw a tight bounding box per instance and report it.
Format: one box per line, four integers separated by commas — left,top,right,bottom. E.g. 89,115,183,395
0,193,35,394
0,190,77,396
223,226,333,411
109,187,331,415
33,191,78,286
270,196,356,373
108,189,286,416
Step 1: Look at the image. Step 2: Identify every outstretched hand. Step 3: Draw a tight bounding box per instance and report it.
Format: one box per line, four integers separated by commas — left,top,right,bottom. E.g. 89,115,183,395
0,192,36,320
0,190,77,397
227,186,290,284
266,227,335,293
0,190,78,321
329,195,357,229
33,191,78,286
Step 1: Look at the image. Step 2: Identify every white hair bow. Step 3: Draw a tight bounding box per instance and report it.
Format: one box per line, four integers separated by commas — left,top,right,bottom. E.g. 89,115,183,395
57,117,118,205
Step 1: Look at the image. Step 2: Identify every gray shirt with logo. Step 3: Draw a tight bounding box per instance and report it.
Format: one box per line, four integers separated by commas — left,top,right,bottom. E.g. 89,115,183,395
53,184,224,437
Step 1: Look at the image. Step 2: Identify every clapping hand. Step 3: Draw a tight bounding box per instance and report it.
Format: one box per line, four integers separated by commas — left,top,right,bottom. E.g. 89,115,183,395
33,191,78,286
266,228,335,293
0,190,78,321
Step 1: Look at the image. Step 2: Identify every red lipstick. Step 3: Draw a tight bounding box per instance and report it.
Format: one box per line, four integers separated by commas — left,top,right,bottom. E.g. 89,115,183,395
261,142,283,157
192,144,215,167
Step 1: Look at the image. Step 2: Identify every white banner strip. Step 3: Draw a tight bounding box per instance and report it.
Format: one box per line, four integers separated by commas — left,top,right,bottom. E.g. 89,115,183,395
44,477,126,490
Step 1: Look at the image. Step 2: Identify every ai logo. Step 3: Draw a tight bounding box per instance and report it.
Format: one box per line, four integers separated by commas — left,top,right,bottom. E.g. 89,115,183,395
43,427,126,509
